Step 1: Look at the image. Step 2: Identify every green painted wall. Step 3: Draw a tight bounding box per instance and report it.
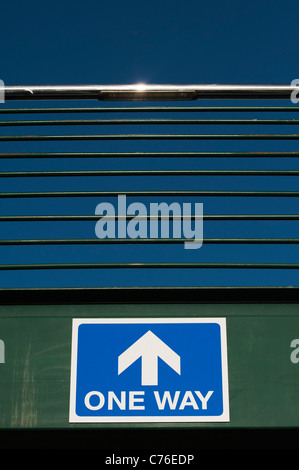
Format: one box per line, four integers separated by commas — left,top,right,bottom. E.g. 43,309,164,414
0,302,298,429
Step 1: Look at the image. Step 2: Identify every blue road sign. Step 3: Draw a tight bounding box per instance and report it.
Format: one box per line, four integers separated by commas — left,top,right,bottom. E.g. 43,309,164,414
69,318,229,423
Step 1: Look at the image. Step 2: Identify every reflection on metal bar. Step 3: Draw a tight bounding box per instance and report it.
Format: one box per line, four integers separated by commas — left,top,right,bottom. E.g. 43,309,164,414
0,214,298,222
1,134,299,141
0,238,298,245
98,91,199,101
1,262,299,270
1,151,299,159
3,84,299,101
1,190,299,198
2,169,299,177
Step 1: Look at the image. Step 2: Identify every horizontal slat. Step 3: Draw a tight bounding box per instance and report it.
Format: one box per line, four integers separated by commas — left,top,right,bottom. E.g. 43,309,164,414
1,262,299,270
0,238,298,245
1,106,299,114
2,118,299,126
1,151,298,159
0,214,298,221
1,169,299,177
1,190,299,198
1,134,299,141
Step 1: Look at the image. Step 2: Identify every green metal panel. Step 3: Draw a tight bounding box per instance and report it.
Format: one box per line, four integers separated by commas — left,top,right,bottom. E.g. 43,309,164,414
0,301,298,429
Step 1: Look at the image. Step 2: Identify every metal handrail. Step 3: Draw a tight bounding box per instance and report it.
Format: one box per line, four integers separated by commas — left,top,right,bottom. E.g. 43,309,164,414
3,83,299,100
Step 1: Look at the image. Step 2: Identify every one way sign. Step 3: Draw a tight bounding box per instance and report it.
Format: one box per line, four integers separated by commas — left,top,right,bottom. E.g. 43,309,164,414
69,318,230,423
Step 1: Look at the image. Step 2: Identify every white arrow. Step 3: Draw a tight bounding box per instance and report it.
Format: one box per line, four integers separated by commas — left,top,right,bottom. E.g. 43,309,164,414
118,330,181,386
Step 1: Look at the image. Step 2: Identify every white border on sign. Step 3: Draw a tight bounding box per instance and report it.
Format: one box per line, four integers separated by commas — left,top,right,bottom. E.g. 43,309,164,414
69,318,230,423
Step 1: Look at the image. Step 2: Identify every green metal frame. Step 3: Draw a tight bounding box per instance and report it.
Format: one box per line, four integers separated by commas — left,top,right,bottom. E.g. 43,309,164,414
0,286,299,449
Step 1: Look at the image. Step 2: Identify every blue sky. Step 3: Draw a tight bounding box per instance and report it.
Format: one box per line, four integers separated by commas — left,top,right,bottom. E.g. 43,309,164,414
0,0,299,288
1,0,298,85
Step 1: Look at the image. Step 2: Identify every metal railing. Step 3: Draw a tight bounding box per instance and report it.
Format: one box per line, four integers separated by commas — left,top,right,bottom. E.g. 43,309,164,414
4,83,299,100
1,83,299,292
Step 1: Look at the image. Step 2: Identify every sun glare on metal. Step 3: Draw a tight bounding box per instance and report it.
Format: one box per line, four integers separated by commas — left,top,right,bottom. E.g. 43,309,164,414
135,83,147,92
